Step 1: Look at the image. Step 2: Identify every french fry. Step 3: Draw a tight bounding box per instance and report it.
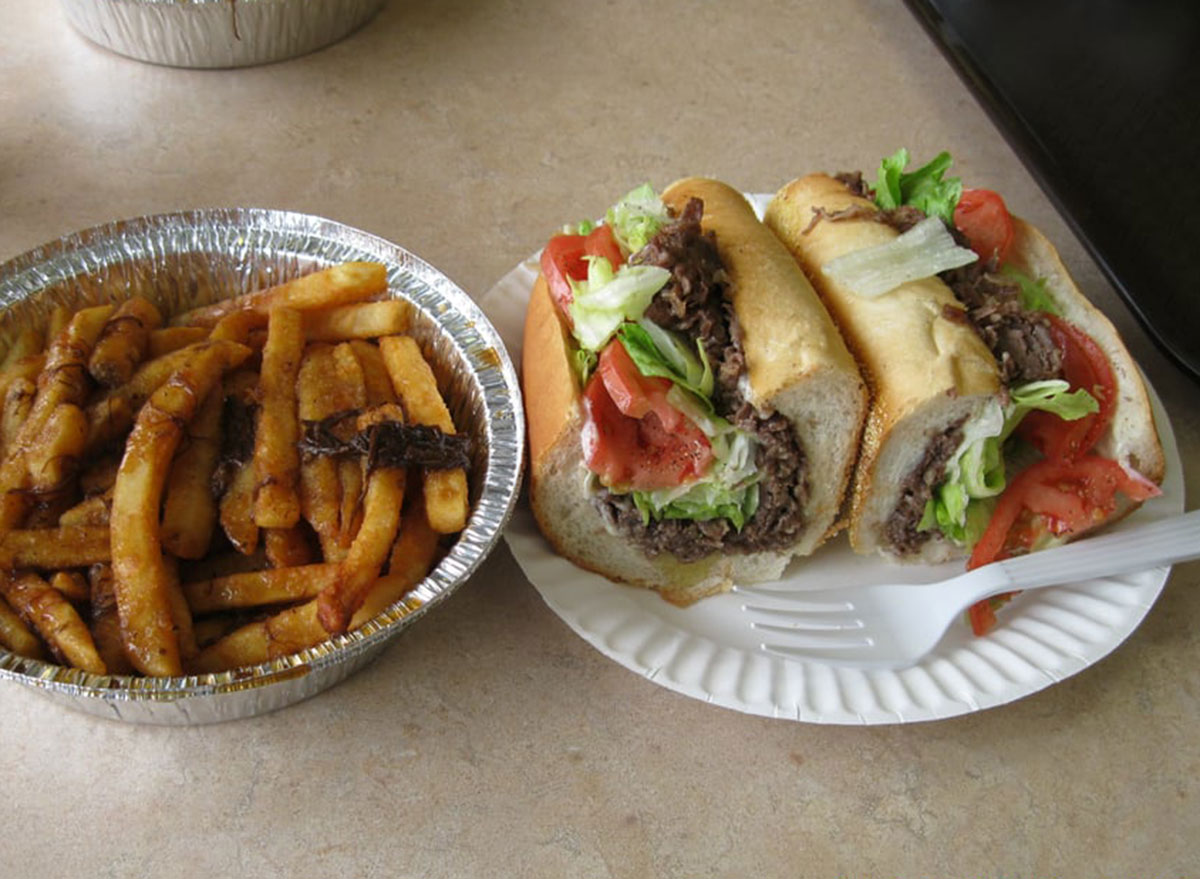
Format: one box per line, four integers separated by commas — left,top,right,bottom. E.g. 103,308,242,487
79,453,122,497
379,335,469,534
88,296,163,388
219,462,259,555
348,493,440,629
209,308,268,344
148,326,208,359
22,402,88,527
0,305,113,535
172,262,388,328
0,327,42,370
252,307,303,529
302,300,412,342
48,570,89,603
190,598,326,674
46,305,72,341
0,526,110,567
332,343,367,552
87,564,133,675
264,525,316,568
349,339,396,406
297,344,346,559
0,571,105,674
192,614,246,650
316,464,406,634
1,376,36,454
111,339,252,676
57,493,110,527
0,591,45,659
161,386,223,559
183,562,337,613
162,553,197,664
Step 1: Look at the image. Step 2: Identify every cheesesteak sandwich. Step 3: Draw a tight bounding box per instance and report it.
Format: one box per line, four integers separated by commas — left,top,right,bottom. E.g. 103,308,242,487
765,151,1164,631
523,178,866,605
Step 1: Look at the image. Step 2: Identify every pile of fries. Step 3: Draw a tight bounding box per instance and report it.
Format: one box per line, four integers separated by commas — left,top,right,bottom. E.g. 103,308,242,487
0,261,470,677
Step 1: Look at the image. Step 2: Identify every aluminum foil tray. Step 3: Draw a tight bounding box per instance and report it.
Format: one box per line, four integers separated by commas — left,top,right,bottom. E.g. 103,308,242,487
60,0,386,69
0,209,524,724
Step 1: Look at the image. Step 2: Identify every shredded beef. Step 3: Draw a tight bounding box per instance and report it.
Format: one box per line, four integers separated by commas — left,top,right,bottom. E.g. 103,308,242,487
597,198,810,560
884,420,966,556
835,171,870,198
941,260,1062,383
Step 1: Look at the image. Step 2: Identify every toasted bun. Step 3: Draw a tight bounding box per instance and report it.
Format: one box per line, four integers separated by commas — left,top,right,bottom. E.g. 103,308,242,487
766,173,1165,562
766,173,1002,562
522,179,867,604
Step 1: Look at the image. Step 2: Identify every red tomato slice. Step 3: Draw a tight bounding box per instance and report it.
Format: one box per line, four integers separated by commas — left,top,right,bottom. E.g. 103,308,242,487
953,188,1015,265
584,224,625,273
540,234,588,317
965,454,1160,634
1017,316,1116,462
968,454,1160,571
540,224,628,321
582,343,712,492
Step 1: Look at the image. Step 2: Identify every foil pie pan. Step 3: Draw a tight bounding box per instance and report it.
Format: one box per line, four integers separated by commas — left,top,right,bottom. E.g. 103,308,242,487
60,0,386,69
0,209,524,724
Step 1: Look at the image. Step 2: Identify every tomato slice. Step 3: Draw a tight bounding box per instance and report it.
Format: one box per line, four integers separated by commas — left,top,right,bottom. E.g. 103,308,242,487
953,188,1015,266
582,342,712,492
584,224,625,273
540,224,628,320
968,454,1160,571
540,234,588,317
1017,316,1116,462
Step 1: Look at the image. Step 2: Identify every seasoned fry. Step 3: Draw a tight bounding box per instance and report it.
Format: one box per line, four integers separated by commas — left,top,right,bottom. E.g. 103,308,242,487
297,344,346,559
87,564,133,675
1,327,42,370
332,343,367,552
350,339,396,406
148,326,208,359
379,335,469,534
22,402,88,527
348,493,440,628
173,262,388,328
183,562,337,613
46,305,72,340
48,570,89,603
210,308,268,344
0,591,45,659
161,386,223,559
264,525,316,568
58,493,110,527
88,296,163,388
1,376,36,453
0,571,105,674
178,547,269,583
252,307,303,529
316,465,406,634
111,339,252,676
162,553,197,663
0,305,113,535
219,462,259,555
0,526,110,567
190,599,326,674
302,300,412,342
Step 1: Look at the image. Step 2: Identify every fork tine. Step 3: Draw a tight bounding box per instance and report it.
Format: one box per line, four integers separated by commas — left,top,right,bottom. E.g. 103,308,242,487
759,629,874,654
750,616,864,634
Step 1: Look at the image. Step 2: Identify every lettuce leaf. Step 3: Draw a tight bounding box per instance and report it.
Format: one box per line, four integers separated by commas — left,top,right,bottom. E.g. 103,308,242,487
617,321,714,404
606,183,671,253
873,148,963,225
1001,265,1061,315
568,260,670,352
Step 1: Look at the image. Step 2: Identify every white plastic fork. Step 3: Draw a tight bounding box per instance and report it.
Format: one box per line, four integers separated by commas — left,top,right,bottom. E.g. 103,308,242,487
738,509,1200,669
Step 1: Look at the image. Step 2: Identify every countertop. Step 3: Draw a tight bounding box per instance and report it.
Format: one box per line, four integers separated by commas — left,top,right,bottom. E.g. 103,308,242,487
2,1,1197,876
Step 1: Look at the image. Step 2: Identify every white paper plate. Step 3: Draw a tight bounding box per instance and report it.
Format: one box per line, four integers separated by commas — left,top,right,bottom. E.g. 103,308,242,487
480,201,1184,725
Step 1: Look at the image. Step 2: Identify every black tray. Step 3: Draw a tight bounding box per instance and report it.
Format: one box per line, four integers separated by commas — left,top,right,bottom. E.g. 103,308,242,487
904,0,1200,382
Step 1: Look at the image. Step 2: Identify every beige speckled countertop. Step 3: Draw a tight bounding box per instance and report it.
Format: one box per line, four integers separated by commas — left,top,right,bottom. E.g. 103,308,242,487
2,1,1198,876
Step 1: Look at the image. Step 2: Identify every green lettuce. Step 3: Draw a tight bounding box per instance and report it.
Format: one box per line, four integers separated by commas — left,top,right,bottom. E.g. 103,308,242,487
1002,265,1061,315
617,321,714,405
873,148,963,226
920,380,1100,544
568,257,670,352
606,183,671,253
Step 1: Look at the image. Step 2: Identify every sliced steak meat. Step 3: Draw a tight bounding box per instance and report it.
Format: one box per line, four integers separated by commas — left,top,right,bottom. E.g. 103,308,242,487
884,419,965,556
941,261,1062,383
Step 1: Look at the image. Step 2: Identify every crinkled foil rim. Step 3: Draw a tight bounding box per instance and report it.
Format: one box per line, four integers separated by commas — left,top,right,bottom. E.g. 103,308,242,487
0,209,524,723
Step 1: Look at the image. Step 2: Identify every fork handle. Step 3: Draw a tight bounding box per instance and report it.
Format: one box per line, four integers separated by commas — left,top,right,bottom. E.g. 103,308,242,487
986,509,1200,596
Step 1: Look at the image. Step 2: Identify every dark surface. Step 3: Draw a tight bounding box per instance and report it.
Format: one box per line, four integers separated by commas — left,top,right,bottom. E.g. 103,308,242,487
904,0,1200,381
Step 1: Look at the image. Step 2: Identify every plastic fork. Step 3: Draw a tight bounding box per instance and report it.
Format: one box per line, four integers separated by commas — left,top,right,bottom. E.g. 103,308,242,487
737,509,1200,669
